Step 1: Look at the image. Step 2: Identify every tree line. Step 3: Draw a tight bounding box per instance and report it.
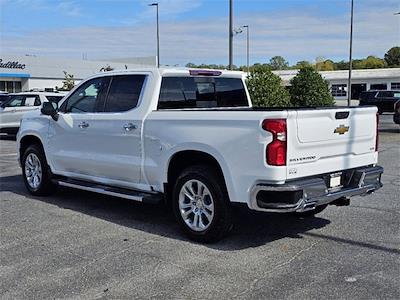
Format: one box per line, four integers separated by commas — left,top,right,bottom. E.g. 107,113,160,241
186,46,400,71
247,65,335,108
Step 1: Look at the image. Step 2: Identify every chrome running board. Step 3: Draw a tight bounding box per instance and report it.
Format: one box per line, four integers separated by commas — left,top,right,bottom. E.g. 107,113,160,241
57,178,163,204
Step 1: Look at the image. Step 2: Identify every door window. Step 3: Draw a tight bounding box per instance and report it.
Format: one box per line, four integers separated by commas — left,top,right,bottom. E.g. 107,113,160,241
63,77,110,113
25,96,40,106
4,95,25,107
103,75,146,112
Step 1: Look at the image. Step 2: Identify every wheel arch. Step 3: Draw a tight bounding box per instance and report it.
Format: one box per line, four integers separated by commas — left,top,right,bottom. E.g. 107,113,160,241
164,149,232,204
19,134,45,163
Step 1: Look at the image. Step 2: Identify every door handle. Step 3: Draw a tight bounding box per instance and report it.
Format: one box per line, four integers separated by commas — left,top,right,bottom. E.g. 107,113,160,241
123,123,137,131
78,121,89,129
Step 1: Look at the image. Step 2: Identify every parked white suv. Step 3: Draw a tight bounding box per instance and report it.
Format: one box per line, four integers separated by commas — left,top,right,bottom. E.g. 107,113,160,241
17,68,383,242
0,92,65,135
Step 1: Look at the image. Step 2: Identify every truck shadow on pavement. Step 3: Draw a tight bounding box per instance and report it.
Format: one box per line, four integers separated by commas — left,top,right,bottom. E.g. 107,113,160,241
2,174,333,250
379,128,400,133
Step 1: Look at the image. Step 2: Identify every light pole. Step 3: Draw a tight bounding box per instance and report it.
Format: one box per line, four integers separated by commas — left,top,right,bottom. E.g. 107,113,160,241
234,25,250,73
347,0,354,106
149,3,160,68
229,0,233,70
243,25,249,73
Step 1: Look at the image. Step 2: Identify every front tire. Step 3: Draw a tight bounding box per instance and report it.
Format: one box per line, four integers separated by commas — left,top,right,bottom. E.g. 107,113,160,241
22,144,57,196
172,165,233,243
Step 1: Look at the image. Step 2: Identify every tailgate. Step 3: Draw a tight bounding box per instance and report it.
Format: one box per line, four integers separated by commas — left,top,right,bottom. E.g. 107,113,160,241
286,107,378,180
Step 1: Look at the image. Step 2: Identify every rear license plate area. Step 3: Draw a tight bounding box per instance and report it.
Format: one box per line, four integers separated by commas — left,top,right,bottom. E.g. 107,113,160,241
329,172,342,189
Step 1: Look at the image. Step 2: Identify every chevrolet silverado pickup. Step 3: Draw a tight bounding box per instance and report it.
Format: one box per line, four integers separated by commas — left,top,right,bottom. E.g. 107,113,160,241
17,68,383,242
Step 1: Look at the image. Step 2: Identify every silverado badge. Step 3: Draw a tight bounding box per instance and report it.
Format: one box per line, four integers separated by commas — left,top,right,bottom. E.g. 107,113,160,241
334,124,349,135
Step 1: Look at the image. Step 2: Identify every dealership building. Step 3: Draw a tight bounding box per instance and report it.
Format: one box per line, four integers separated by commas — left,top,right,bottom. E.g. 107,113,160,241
0,55,156,93
274,68,400,101
1,54,399,101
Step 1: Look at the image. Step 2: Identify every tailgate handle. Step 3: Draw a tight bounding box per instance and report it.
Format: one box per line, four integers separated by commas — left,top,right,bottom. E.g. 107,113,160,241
335,111,349,119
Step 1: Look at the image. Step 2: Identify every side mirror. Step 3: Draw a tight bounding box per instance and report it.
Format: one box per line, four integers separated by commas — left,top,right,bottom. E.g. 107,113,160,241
41,102,59,121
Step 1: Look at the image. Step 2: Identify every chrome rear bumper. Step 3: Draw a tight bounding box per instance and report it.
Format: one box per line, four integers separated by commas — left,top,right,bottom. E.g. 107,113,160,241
250,166,383,213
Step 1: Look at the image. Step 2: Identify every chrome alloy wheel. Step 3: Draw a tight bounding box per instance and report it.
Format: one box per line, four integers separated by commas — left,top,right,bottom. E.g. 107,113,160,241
24,153,42,189
178,179,215,232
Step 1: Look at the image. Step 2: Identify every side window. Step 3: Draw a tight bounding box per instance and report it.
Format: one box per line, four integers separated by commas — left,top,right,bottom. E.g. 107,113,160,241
34,96,41,106
64,77,109,113
25,96,40,106
377,91,392,98
4,95,25,107
103,75,146,112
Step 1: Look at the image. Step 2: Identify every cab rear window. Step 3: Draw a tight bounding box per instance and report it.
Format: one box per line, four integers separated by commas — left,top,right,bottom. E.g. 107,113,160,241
158,77,248,109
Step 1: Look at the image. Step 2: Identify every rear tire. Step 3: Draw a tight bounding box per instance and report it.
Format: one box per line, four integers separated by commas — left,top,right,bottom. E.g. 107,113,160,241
293,204,328,217
172,165,233,243
22,144,57,196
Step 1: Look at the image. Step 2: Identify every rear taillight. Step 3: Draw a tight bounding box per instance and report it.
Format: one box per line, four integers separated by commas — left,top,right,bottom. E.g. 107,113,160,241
262,119,287,166
375,113,379,151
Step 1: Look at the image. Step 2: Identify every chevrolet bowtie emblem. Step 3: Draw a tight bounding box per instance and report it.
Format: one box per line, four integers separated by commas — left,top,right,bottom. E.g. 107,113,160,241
334,124,349,135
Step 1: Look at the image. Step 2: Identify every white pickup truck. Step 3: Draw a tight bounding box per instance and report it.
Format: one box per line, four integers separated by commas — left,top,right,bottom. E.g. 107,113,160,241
17,68,383,242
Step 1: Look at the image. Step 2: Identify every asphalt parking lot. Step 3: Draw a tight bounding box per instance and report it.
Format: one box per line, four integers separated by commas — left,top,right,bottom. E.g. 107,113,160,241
1,115,399,299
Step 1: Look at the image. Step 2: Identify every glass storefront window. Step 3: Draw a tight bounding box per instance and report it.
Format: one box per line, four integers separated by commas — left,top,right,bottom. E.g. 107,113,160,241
0,81,22,93
14,81,22,92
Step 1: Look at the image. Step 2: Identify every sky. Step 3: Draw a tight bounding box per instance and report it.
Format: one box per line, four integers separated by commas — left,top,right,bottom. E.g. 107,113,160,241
0,0,399,66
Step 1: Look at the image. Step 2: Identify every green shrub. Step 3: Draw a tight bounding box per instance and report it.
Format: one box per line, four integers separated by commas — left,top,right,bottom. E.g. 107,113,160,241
246,66,291,107
289,66,335,107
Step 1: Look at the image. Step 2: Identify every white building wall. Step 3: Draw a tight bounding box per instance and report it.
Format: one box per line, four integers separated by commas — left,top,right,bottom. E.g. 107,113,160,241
0,54,156,92
27,78,82,91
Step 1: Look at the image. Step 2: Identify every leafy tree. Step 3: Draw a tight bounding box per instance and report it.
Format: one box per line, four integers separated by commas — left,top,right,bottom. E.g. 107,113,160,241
185,62,197,68
334,60,349,70
289,66,334,107
384,46,400,67
58,71,75,91
269,56,289,70
353,56,385,69
316,60,335,71
246,65,291,107
249,63,271,73
293,60,312,69
363,56,385,69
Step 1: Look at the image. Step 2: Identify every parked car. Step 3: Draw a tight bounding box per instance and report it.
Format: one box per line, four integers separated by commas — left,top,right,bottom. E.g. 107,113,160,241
359,90,400,114
0,92,65,135
17,68,383,242
394,100,400,125
0,92,9,106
